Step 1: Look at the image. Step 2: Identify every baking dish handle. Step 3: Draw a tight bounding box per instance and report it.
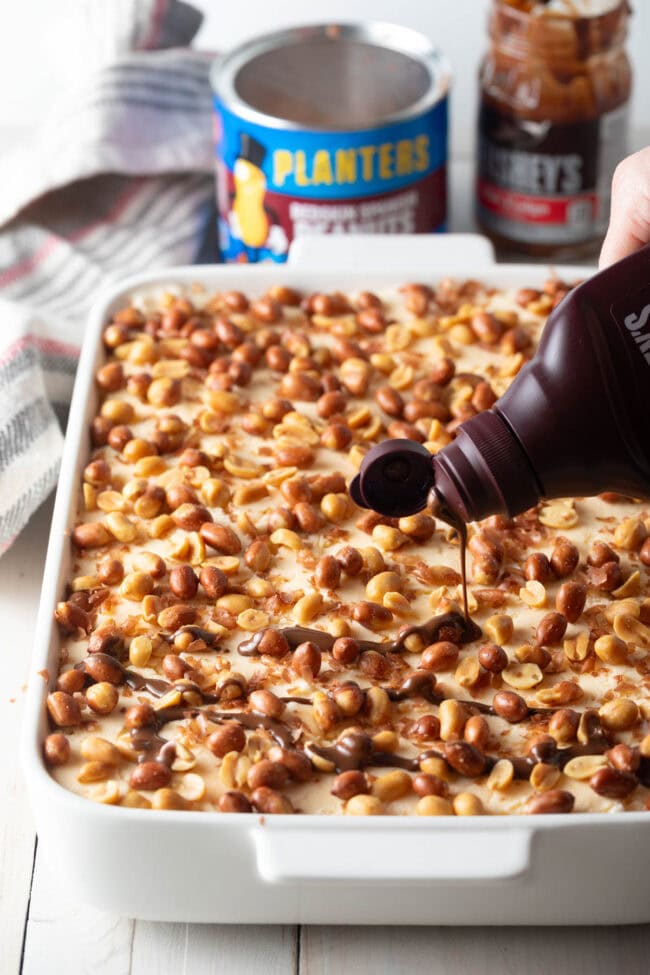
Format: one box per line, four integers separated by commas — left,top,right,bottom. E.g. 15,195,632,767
254,824,532,884
287,233,496,270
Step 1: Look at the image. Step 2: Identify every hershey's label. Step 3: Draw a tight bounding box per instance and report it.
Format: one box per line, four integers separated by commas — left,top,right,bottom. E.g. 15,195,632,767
476,103,628,245
481,143,583,195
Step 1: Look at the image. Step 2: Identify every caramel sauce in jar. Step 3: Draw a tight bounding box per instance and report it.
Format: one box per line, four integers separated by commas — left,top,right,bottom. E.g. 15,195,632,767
476,0,631,260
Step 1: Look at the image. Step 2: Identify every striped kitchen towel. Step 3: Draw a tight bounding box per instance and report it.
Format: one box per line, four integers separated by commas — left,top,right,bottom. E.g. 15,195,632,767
0,0,216,554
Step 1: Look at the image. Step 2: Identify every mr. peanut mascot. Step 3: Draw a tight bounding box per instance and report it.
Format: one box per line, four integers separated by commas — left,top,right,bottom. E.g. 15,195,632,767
227,134,288,262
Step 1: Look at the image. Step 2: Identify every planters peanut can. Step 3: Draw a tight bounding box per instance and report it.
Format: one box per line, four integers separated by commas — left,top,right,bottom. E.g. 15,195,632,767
211,23,451,263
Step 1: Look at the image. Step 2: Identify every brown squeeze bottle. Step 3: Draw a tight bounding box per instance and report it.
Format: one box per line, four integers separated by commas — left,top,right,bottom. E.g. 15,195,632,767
350,244,650,526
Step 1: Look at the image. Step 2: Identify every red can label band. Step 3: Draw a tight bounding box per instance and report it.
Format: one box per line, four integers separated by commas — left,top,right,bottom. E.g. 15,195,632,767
477,104,628,244
211,25,450,263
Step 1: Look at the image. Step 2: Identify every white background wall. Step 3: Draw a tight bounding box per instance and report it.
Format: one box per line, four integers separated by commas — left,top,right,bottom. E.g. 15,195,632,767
1,1,648,157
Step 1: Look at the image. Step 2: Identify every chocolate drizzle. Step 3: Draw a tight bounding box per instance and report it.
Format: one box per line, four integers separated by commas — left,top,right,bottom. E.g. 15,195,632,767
238,611,481,658
124,670,172,697
79,654,224,704
124,667,219,706
130,726,173,763
126,675,647,795
76,611,645,800
129,705,297,761
308,732,441,774
391,611,481,650
308,726,617,779
200,710,297,748
164,625,223,648
386,670,566,720
152,706,297,749
388,670,441,703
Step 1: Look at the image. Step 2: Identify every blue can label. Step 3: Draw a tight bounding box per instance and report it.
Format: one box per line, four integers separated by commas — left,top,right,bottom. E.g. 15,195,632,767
213,97,448,263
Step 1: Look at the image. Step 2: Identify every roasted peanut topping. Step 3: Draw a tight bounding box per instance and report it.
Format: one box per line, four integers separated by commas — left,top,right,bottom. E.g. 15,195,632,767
48,279,650,816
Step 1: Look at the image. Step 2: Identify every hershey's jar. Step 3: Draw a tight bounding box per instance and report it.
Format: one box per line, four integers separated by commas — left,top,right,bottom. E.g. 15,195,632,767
476,0,631,259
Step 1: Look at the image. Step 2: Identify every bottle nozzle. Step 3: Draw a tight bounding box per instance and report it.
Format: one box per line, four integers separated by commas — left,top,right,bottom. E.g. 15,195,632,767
349,439,435,517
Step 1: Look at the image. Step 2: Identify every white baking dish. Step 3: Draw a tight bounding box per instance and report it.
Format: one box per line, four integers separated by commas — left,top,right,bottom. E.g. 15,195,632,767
23,234,650,925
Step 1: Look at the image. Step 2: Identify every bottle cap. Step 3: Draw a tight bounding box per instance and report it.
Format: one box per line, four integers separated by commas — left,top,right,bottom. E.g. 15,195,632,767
350,413,541,523
349,439,435,516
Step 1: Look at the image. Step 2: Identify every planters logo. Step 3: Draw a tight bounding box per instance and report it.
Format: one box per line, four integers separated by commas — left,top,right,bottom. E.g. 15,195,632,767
214,96,448,263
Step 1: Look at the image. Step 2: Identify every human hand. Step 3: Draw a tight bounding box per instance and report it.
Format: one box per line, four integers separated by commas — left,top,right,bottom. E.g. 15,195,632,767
599,147,650,269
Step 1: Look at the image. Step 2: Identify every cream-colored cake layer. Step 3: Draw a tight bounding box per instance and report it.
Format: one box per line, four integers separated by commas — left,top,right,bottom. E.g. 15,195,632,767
44,277,650,817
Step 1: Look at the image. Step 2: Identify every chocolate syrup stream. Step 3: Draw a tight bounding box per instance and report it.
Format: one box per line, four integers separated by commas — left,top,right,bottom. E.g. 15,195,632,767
428,487,470,624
